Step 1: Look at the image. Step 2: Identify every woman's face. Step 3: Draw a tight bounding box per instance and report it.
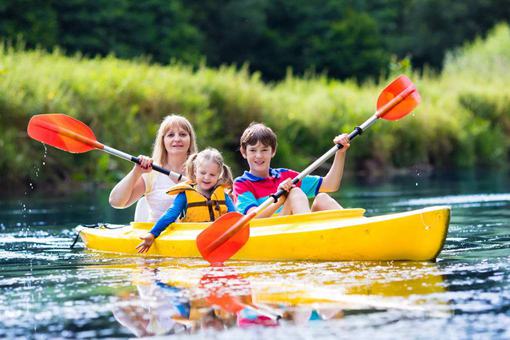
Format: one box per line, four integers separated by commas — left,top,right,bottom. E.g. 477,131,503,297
163,124,191,156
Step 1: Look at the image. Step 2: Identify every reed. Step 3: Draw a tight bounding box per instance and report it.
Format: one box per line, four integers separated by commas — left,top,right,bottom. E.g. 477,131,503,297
1,24,508,190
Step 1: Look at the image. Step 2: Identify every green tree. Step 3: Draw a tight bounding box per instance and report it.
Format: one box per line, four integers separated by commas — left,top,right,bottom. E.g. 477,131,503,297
391,0,510,69
304,9,389,80
2,0,510,81
53,0,203,64
0,0,58,47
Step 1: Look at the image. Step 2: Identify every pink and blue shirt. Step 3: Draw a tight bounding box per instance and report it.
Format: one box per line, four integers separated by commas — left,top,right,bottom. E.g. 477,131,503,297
233,168,323,214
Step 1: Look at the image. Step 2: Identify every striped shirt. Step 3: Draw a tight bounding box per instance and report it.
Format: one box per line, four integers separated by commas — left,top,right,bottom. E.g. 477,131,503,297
233,168,322,214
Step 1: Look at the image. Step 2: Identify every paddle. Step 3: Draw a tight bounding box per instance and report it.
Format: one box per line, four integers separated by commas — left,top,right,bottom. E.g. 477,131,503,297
199,266,281,322
27,113,184,181
196,74,421,264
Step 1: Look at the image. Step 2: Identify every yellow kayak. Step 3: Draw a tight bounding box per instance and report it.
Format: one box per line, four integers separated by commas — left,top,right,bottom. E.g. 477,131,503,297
76,206,450,261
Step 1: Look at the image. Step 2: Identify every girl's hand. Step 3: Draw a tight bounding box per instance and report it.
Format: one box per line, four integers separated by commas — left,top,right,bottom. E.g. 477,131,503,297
136,233,155,253
134,155,153,174
334,134,350,153
277,178,294,192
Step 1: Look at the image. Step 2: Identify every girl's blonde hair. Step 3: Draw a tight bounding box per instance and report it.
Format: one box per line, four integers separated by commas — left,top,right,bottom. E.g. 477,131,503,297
185,148,233,189
152,114,198,166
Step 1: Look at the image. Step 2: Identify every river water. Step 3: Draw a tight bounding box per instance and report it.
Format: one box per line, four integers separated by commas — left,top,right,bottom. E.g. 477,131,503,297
0,171,509,339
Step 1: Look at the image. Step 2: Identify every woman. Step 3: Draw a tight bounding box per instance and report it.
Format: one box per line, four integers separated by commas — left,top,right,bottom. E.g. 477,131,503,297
109,114,198,222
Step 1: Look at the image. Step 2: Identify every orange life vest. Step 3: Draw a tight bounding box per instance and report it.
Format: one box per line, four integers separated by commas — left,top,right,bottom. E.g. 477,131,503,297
167,182,228,222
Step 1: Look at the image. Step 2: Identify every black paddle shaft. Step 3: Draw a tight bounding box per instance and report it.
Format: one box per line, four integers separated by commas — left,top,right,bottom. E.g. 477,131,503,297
270,126,364,201
131,156,183,181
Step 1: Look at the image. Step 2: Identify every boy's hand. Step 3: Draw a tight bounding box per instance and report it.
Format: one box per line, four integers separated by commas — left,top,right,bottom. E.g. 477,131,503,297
277,178,294,192
334,134,350,153
136,233,155,253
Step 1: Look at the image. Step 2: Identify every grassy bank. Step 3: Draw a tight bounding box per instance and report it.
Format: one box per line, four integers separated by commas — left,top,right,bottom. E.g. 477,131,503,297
1,24,509,192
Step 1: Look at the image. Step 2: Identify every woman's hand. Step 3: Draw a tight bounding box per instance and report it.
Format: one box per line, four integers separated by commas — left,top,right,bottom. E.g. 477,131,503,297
333,134,350,153
134,155,153,174
136,233,155,253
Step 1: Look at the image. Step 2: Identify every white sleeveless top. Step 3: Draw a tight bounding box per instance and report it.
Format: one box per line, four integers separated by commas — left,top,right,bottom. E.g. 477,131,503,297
141,172,178,222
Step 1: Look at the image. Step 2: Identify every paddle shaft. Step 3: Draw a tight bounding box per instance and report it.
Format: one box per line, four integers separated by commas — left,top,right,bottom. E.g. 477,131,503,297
38,119,184,180
104,146,183,181
271,84,417,201
203,86,417,254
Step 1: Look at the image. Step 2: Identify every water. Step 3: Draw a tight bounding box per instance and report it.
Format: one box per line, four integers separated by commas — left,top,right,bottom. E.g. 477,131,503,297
0,172,509,339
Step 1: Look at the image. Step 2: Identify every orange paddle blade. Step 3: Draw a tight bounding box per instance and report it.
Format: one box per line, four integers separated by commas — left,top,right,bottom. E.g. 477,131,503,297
199,268,250,313
27,114,102,153
377,75,421,121
196,212,250,264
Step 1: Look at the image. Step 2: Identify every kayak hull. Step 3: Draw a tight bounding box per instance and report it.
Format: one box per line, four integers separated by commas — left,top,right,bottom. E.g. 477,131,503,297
76,206,450,261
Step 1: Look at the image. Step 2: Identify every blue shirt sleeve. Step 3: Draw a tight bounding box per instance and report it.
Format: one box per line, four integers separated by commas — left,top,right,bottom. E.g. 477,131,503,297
150,192,187,238
300,175,323,198
225,195,237,212
236,191,258,214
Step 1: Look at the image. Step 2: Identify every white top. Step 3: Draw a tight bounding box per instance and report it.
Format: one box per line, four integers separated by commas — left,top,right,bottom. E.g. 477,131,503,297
140,172,177,222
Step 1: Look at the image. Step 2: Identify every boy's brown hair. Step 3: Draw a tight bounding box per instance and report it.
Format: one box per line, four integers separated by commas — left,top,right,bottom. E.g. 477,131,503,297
240,122,277,153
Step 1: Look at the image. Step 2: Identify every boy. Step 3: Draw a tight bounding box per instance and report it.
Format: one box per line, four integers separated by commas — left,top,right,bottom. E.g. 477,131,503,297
233,122,350,217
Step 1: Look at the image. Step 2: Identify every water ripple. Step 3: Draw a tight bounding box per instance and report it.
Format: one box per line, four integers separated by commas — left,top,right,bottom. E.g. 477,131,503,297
394,193,510,206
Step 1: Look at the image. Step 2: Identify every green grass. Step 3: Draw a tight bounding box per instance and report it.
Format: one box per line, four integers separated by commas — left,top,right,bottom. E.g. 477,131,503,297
1,24,509,191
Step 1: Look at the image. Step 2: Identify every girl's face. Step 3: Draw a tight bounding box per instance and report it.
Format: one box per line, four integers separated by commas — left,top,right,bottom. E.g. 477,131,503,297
195,160,221,193
163,124,191,156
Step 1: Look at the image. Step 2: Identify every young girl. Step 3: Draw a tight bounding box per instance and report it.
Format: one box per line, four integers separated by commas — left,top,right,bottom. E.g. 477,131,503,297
109,114,198,222
136,148,236,253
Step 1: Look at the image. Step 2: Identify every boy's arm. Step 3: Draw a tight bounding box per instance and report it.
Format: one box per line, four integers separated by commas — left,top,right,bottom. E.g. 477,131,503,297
319,134,350,193
247,177,292,218
149,192,186,237
248,198,285,218
234,180,286,218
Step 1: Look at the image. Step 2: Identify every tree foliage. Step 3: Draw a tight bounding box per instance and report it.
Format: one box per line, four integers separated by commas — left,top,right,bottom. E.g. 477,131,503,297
1,0,509,81
1,23,510,191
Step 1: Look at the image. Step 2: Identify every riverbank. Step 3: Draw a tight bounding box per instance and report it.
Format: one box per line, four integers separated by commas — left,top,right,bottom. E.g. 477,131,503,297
1,24,509,192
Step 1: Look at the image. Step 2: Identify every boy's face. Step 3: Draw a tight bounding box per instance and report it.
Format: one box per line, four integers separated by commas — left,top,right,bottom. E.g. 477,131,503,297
241,141,275,175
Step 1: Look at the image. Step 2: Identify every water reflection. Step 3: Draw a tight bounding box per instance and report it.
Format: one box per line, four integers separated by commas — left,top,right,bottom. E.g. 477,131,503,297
111,265,280,337
112,278,190,336
106,260,448,337
3,171,508,338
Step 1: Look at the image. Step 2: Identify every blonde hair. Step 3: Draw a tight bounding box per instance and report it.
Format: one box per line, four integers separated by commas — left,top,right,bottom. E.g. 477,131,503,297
152,114,198,166
185,148,233,189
